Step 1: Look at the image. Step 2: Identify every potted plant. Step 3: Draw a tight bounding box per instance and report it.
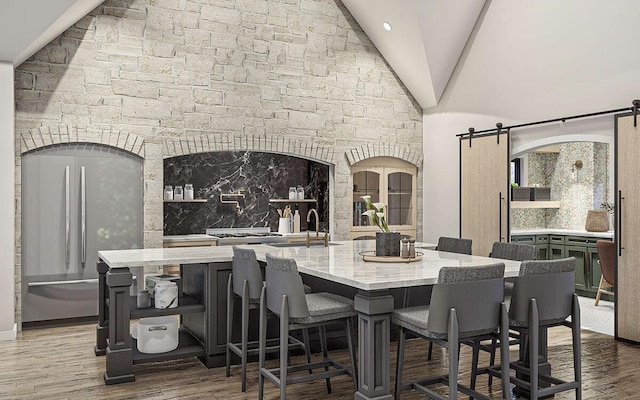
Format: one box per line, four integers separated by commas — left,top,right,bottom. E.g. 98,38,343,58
361,195,400,256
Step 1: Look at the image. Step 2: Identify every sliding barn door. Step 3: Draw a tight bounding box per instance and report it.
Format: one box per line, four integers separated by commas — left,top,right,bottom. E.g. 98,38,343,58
615,113,640,342
460,132,510,257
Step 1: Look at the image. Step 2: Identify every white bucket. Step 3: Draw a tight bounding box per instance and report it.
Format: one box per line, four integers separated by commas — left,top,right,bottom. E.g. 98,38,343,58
137,316,179,354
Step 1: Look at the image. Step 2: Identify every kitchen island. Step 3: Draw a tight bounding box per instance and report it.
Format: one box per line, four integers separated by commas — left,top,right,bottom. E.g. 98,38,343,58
94,240,521,399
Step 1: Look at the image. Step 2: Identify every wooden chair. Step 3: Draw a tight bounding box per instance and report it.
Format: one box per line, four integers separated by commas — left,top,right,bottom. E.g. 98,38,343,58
595,240,615,306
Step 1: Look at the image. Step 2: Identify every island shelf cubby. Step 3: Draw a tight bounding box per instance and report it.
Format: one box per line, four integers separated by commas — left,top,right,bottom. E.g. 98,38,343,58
126,294,205,319
102,289,207,366
131,329,205,365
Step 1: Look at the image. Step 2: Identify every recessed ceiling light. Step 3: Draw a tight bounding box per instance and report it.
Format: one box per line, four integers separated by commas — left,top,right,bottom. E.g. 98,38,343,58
383,22,392,32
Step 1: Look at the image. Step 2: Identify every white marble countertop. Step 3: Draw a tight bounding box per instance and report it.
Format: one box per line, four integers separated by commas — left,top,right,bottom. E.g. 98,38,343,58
163,234,217,243
511,228,614,239
162,232,317,242
99,240,519,291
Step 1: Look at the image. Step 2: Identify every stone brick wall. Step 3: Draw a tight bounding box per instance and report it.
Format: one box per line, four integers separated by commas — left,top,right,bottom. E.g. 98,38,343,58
14,0,423,323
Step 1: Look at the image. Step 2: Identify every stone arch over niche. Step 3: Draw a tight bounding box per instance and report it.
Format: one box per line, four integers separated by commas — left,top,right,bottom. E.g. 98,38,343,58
345,143,423,167
20,125,145,156
162,133,335,164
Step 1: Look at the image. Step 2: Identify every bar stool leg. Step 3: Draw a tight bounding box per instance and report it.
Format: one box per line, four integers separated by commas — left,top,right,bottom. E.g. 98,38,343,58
258,287,267,400
302,328,312,374
448,309,459,399
279,297,290,400
319,325,332,394
241,282,250,392
572,294,582,400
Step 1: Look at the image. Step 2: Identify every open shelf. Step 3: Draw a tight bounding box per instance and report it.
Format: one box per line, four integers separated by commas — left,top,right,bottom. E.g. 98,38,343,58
269,199,317,203
164,199,208,203
132,329,205,364
105,294,205,319
511,201,561,209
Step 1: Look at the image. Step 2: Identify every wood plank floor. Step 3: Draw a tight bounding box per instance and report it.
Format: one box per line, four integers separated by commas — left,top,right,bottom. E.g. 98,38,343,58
0,324,636,399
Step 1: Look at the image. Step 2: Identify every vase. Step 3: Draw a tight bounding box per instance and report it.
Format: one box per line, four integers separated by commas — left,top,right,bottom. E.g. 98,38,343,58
375,231,400,257
585,210,609,232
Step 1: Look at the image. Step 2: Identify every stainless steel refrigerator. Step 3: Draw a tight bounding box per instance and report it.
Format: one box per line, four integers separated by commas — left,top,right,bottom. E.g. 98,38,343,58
22,143,143,323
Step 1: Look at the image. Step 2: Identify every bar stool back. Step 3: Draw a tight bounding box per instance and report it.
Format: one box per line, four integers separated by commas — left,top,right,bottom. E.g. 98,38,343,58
259,253,357,400
394,263,510,399
226,247,309,392
507,257,581,399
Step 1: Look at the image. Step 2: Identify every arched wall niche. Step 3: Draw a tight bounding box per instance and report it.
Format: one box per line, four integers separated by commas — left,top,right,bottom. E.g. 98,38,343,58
162,133,335,165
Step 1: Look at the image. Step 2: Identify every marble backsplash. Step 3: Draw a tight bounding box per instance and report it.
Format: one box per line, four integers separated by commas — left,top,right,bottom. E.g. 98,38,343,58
164,151,329,235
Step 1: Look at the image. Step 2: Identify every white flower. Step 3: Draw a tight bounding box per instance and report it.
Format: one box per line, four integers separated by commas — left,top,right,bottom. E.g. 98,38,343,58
372,202,385,211
362,210,376,218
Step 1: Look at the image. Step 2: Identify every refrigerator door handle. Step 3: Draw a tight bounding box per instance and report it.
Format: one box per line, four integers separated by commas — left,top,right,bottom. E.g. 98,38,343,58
28,279,98,287
81,166,86,266
65,166,70,268
28,276,137,287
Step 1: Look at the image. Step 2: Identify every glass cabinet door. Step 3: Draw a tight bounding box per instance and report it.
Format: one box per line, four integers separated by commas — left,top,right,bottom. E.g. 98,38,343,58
353,171,380,227
387,172,413,226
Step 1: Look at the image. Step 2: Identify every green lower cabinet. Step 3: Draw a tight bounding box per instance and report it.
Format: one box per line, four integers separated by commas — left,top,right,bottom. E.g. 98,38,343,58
549,244,565,260
535,244,549,260
512,233,613,298
566,245,588,291
511,235,535,245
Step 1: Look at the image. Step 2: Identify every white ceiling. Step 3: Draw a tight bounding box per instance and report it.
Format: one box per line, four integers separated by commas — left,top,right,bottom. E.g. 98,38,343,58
0,0,104,66
341,0,485,110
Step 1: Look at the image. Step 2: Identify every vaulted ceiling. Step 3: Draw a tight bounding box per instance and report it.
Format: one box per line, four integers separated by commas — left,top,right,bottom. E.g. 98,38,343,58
0,0,104,66
341,0,485,110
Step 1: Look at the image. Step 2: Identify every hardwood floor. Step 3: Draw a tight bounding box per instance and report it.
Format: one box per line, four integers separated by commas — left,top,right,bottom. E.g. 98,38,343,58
0,324,636,399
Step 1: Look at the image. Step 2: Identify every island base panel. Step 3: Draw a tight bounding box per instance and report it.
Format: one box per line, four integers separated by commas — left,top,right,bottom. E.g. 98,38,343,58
94,324,107,356
355,291,395,400
104,347,134,385
95,260,110,355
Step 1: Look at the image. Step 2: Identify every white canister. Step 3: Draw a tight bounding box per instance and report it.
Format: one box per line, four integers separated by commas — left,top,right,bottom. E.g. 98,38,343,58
278,217,291,234
184,183,194,200
154,281,178,309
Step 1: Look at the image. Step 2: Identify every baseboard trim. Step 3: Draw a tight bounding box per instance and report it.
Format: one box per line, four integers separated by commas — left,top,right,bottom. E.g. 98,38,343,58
0,324,17,341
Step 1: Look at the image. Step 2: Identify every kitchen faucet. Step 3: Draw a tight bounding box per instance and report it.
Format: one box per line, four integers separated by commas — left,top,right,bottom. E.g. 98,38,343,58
219,189,245,210
306,208,328,247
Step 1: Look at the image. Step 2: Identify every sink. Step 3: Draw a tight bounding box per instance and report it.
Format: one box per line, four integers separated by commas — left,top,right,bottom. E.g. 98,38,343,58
268,242,341,248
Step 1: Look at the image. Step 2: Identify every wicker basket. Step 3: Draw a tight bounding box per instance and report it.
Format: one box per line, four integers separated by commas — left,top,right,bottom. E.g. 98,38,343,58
585,210,609,232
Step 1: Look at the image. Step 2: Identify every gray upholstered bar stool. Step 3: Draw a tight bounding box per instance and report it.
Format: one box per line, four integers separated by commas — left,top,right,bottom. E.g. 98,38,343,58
225,247,311,392
258,253,357,400
393,263,510,400
502,257,581,400
425,236,474,361
490,241,536,261
436,236,473,255
476,241,536,386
